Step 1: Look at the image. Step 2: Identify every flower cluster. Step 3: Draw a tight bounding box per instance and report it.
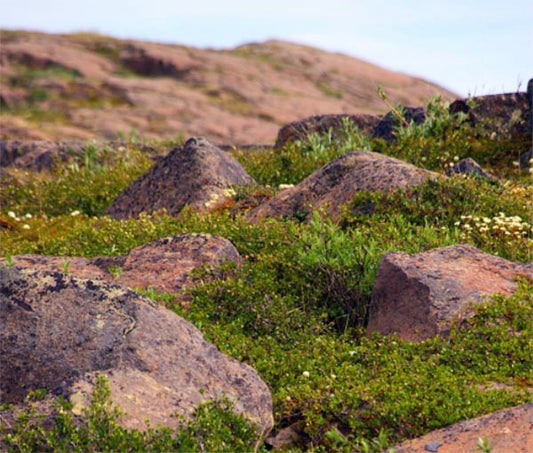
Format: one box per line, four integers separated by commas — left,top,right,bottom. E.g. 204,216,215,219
455,213,532,247
7,211,32,230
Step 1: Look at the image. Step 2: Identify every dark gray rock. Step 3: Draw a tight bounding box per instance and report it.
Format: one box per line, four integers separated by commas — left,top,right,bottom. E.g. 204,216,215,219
275,113,381,148
444,157,497,180
106,137,256,219
449,92,531,138
371,106,426,142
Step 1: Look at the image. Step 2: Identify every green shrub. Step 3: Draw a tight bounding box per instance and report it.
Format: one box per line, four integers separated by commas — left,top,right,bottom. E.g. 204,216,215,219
1,375,262,453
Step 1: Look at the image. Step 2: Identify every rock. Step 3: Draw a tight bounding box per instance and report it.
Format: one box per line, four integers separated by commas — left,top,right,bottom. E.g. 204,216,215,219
0,233,242,295
2,31,457,143
0,140,156,171
449,92,531,138
371,106,426,142
367,244,533,341
265,421,309,450
106,137,256,219
1,39,115,80
274,113,381,148
444,157,497,180
247,150,438,222
393,403,533,453
119,42,202,78
0,266,273,435
0,140,85,170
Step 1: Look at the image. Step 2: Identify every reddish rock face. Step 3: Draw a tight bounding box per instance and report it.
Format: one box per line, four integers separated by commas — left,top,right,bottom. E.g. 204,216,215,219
393,403,533,453
367,244,533,341
0,233,242,295
0,266,273,436
1,31,457,143
247,150,438,222
106,137,255,219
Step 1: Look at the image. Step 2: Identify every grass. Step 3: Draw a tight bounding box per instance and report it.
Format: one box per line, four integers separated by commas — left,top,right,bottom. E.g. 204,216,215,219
1,96,532,452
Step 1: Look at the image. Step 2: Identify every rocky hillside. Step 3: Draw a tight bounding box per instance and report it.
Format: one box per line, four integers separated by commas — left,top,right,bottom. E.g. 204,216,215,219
0,29,457,143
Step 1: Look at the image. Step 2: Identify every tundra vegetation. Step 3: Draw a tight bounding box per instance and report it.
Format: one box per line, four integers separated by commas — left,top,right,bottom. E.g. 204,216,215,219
1,96,532,452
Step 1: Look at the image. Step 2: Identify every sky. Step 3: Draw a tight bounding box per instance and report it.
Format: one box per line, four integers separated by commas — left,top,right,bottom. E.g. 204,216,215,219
2,0,532,97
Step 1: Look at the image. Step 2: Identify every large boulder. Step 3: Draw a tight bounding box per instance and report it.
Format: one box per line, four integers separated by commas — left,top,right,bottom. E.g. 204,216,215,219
367,244,533,341
1,234,242,295
449,92,531,138
106,137,255,219
393,403,533,453
247,150,438,222
274,113,381,148
0,266,273,435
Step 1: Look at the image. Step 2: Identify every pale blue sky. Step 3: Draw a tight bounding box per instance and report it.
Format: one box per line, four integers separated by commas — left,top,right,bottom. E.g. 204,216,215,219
2,0,532,96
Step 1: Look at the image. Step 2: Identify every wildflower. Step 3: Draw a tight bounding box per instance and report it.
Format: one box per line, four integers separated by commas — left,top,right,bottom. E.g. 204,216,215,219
22,224,30,230
71,210,81,216
453,156,459,162
331,374,337,379
302,371,310,378
8,211,16,219
24,213,32,219
279,184,295,190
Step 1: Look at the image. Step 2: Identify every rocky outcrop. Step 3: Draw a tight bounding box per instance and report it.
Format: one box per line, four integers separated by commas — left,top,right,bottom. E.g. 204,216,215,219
106,137,255,219
1,38,114,80
274,113,381,148
119,42,202,78
0,140,157,170
393,403,533,453
247,150,438,222
371,106,426,142
0,234,242,294
449,92,531,138
0,266,273,435
367,244,533,341
1,30,456,143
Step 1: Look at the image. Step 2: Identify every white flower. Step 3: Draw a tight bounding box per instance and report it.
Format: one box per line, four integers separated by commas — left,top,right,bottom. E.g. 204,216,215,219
453,156,459,162
22,224,30,230
71,210,81,216
330,374,337,379
302,371,310,378
8,211,16,219
24,213,32,219
279,184,295,190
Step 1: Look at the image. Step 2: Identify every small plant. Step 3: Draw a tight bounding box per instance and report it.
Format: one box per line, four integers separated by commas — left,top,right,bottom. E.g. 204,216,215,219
476,436,493,453
107,265,123,279
62,260,71,274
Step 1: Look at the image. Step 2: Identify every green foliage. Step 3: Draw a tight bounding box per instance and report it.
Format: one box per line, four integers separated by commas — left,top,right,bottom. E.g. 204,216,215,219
1,96,532,451
2,376,261,452
373,94,531,176
230,122,371,187
0,143,153,217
